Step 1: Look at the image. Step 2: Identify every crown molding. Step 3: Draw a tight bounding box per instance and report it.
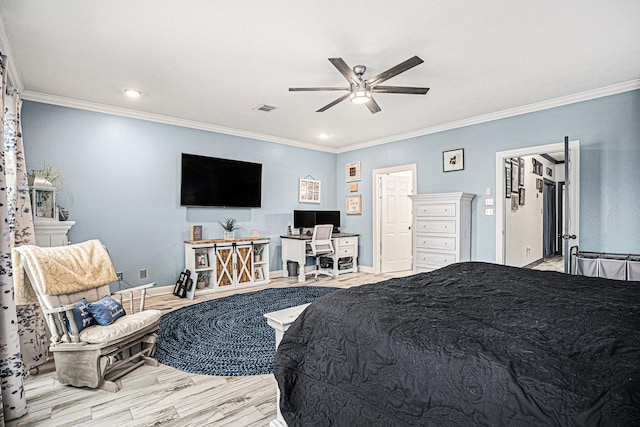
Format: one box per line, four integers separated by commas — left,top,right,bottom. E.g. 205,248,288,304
20,90,338,154
336,79,640,153
20,79,639,155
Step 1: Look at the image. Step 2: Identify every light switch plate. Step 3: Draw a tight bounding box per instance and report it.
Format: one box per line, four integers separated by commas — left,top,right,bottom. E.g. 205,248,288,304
485,198,494,206
485,208,494,216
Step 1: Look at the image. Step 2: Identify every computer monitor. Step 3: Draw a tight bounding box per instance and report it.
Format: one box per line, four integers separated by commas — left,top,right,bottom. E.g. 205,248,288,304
315,210,341,231
293,210,316,229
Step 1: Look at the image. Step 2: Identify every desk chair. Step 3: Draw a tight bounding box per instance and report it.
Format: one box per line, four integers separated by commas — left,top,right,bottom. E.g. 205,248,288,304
305,224,335,281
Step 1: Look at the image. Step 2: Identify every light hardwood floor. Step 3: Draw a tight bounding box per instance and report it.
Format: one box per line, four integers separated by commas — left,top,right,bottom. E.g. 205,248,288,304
8,258,562,427
8,270,410,427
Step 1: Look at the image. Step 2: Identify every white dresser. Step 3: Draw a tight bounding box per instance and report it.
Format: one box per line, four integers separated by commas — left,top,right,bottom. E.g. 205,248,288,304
409,192,474,273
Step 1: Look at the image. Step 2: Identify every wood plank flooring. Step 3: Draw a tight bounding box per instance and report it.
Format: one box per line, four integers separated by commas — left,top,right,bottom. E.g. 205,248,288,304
8,270,409,427
8,258,562,427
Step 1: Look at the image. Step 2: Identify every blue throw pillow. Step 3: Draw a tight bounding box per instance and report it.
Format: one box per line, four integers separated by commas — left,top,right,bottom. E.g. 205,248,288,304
63,298,97,334
88,296,126,326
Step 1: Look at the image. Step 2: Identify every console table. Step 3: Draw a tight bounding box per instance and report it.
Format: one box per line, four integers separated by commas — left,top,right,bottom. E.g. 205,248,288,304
280,233,358,282
184,237,269,295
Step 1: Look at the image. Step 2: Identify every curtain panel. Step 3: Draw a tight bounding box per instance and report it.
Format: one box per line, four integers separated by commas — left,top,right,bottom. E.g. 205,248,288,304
0,52,35,423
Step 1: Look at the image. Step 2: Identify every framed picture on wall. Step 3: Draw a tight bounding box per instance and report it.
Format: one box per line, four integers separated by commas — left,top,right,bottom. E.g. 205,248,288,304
505,159,512,198
299,178,321,203
519,188,526,206
511,160,519,193
518,158,525,186
346,195,362,215
443,148,464,172
346,162,361,182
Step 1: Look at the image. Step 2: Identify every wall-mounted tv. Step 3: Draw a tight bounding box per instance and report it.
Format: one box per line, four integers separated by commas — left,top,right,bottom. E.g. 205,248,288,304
180,153,262,207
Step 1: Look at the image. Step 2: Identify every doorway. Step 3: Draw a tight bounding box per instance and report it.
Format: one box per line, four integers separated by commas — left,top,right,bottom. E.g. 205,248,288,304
372,164,417,274
495,140,580,268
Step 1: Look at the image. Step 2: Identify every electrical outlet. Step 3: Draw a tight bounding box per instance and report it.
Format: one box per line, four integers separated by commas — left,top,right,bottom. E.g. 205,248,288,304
485,198,494,206
484,208,494,216
139,269,147,279
116,271,123,281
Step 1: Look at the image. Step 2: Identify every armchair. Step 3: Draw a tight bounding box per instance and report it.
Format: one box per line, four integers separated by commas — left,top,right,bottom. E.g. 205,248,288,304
12,239,162,392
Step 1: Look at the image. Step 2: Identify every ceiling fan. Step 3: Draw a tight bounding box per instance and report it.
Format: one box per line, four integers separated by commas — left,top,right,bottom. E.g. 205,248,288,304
289,55,429,114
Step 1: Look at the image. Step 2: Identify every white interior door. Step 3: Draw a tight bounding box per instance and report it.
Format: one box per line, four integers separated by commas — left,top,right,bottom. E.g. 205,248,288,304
562,136,578,272
380,174,412,272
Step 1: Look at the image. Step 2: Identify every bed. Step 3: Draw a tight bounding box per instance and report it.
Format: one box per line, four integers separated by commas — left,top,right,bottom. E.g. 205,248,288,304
273,262,640,426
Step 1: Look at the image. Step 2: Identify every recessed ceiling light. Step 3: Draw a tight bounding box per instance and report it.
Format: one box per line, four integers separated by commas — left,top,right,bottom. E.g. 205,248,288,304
318,133,330,139
124,88,142,98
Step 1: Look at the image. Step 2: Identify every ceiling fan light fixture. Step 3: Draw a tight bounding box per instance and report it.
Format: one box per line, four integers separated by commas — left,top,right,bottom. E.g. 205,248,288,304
350,89,372,104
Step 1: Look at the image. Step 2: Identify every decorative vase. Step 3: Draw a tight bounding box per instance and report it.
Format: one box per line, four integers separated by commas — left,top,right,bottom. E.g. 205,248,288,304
224,231,234,240
196,281,206,289
254,254,262,263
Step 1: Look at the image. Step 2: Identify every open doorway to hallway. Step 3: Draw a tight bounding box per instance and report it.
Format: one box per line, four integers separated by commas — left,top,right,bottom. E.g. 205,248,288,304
495,141,580,273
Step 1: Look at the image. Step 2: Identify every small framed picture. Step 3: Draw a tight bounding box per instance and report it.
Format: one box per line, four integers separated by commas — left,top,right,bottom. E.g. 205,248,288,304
196,252,209,268
546,167,553,177
254,266,264,281
505,159,512,198
518,158,525,187
511,160,519,193
443,148,464,172
346,194,362,215
190,225,203,241
299,178,321,203
346,162,361,182
519,188,526,206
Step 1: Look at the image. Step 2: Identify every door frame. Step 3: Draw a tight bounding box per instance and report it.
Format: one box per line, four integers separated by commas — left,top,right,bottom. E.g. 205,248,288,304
372,163,417,274
495,140,580,264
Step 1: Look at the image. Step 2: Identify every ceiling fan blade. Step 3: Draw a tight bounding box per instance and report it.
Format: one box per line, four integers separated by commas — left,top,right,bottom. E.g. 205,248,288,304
316,92,351,112
366,56,424,86
366,97,382,114
289,87,349,92
372,86,430,95
328,58,360,84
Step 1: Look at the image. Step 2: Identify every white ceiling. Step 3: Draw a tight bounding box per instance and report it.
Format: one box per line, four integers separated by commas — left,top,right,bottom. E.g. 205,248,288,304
1,1,639,153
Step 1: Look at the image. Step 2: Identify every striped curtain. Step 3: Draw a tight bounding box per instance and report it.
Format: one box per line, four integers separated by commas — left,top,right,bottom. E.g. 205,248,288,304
0,52,36,423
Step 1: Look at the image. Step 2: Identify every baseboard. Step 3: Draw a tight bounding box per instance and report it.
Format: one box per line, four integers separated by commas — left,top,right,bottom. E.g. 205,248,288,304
358,265,374,273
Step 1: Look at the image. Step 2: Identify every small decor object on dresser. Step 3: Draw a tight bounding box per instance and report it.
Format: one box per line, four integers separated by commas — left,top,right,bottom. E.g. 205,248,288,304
443,148,464,172
219,217,241,240
190,225,203,241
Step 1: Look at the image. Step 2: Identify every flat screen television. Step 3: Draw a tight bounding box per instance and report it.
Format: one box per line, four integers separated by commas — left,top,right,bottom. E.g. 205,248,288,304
180,153,262,207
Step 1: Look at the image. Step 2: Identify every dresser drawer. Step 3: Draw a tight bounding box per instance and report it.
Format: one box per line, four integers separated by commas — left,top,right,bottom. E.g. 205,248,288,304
336,246,354,256
416,219,456,234
336,237,357,247
414,251,457,267
415,203,456,217
415,235,456,251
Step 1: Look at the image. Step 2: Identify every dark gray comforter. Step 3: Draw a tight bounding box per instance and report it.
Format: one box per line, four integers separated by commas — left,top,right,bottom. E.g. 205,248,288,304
274,262,640,426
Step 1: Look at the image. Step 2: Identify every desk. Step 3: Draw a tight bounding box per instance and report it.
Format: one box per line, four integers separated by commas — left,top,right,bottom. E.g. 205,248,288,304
281,233,359,282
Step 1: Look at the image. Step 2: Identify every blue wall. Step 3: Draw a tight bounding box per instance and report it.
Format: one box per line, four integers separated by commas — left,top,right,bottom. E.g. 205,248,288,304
337,89,640,265
21,89,640,285
21,102,337,288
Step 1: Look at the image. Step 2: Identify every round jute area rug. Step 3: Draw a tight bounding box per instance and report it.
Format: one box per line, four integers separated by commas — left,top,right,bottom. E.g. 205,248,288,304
156,286,339,376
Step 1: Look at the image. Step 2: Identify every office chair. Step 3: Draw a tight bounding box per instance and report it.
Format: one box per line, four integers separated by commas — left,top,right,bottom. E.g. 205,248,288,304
305,224,335,281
